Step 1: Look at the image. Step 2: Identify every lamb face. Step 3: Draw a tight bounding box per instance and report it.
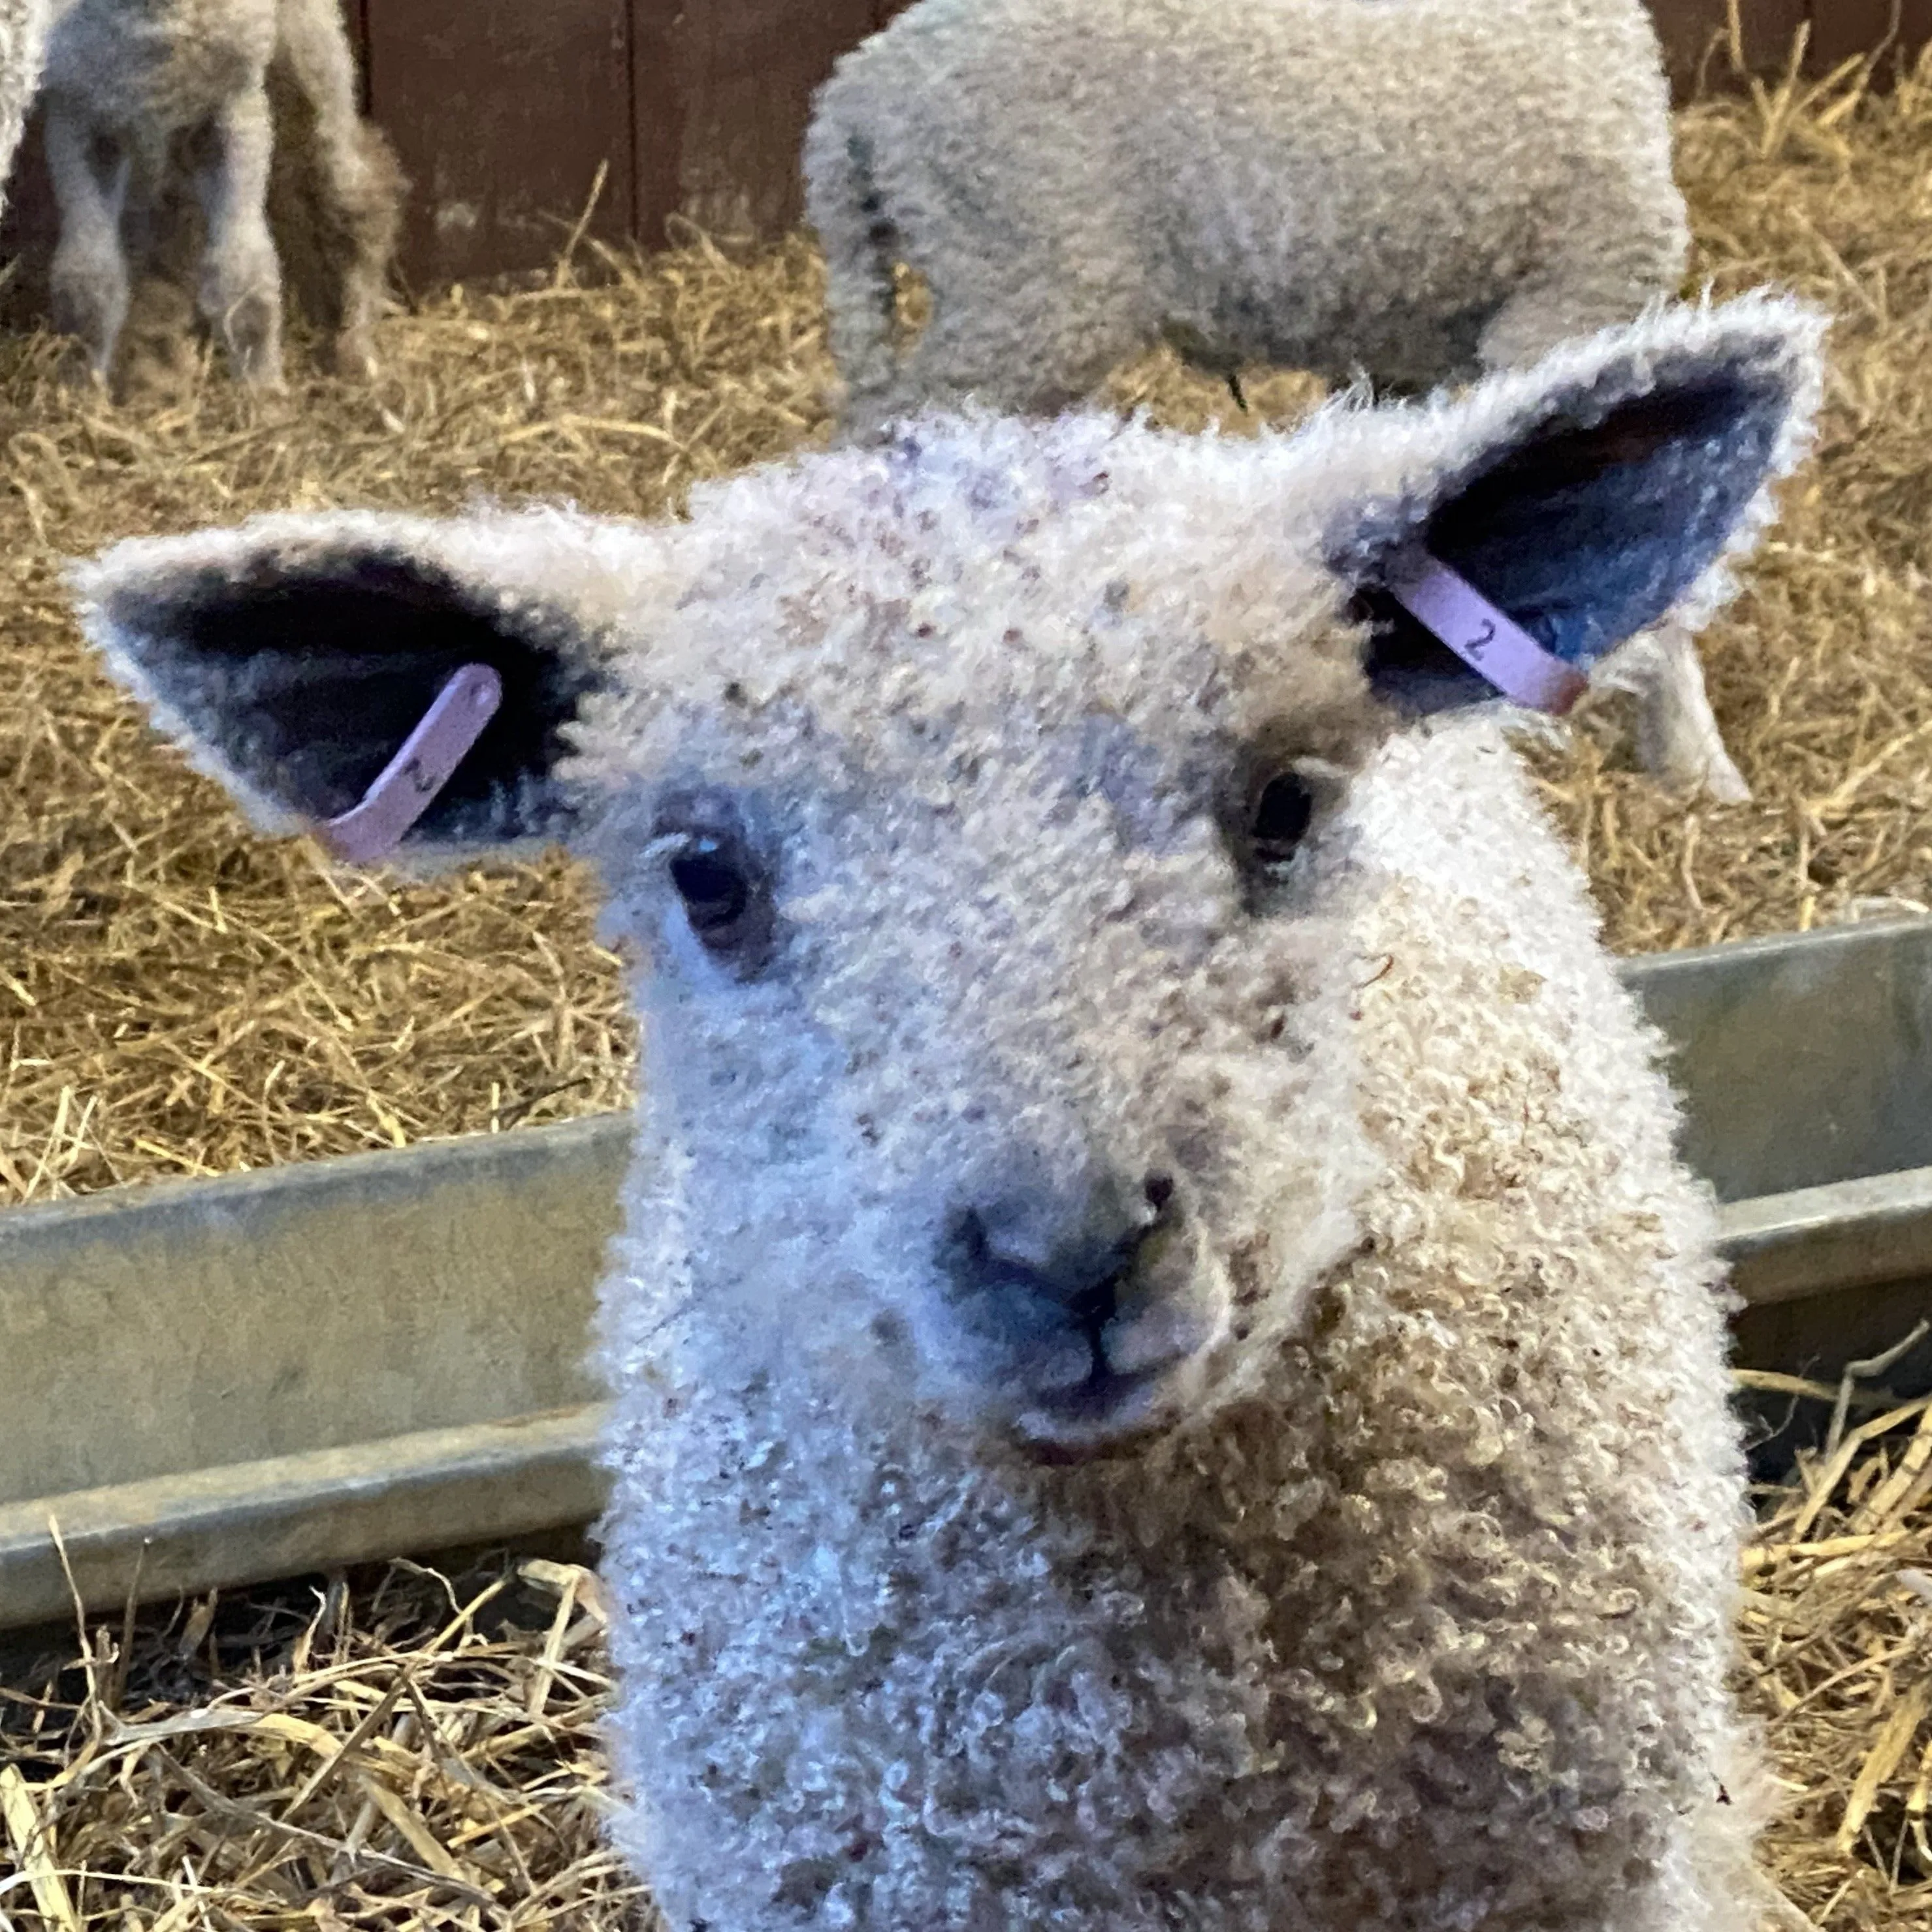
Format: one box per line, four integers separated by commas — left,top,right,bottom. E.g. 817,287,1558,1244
78,296,1821,1462
573,493,1387,1452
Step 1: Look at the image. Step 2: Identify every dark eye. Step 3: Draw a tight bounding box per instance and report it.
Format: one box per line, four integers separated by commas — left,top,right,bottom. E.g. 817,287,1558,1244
654,794,775,974
1249,772,1317,867
670,846,751,937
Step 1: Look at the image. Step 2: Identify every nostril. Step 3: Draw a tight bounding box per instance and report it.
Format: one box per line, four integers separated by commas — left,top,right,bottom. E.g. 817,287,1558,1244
944,1207,990,1267
1142,1173,1176,1217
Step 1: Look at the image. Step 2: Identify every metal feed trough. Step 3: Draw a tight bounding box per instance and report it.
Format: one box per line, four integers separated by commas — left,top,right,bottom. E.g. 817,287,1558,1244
5,918,1932,1630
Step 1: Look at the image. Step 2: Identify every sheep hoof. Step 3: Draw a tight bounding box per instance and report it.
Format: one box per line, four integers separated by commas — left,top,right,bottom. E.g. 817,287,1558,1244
1696,759,1753,806
1649,745,1752,805
57,350,111,396
332,334,379,382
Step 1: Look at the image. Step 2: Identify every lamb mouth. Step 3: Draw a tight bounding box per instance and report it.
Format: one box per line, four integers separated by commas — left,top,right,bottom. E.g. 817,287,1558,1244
1012,1354,1180,1460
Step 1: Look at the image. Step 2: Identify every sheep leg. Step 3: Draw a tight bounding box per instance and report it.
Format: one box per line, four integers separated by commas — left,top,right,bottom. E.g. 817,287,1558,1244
1475,178,1686,374
1477,277,1646,374
1478,275,1690,375
1595,622,1751,803
190,84,285,387
44,102,131,385
268,0,404,379
310,121,400,380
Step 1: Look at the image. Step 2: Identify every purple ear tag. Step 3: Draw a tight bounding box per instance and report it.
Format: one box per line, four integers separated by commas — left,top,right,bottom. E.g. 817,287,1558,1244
1383,555,1589,716
313,662,504,865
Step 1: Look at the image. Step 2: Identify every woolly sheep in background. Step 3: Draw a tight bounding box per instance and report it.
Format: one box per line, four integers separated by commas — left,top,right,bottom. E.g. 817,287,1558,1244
39,0,404,390
805,0,1758,805
80,292,1820,1932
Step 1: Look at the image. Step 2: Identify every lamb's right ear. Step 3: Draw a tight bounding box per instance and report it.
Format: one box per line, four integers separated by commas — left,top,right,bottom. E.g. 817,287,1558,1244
74,513,611,863
1330,293,1826,718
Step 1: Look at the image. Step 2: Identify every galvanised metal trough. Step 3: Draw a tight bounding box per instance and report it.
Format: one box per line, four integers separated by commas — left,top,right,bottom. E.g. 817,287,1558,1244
5,917,1932,1629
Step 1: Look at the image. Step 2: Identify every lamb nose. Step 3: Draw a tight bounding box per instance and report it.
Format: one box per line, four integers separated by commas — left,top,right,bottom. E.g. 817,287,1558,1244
944,1172,1180,1328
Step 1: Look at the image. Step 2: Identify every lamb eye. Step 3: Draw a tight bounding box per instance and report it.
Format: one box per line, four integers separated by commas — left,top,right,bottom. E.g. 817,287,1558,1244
654,800,775,975
1249,773,1316,866
670,846,750,935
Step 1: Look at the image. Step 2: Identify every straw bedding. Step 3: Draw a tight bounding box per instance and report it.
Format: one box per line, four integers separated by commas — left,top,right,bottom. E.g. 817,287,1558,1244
0,230,825,1202
0,1552,648,1929
6,35,1932,1932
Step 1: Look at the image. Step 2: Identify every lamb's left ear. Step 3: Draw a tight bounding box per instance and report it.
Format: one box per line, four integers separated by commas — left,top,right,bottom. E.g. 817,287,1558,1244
73,511,614,862
1335,292,1826,715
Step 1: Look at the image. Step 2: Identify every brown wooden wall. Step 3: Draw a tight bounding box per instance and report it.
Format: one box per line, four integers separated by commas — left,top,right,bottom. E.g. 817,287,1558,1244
2,0,1929,305
1653,0,1932,88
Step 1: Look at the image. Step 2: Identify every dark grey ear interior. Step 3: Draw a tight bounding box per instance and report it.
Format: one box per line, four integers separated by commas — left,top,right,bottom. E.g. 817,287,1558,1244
98,550,602,846
1353,368,1792,713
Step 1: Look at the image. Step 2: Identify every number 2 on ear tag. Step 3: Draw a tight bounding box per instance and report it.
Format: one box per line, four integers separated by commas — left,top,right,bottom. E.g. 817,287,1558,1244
1383,556,1588,716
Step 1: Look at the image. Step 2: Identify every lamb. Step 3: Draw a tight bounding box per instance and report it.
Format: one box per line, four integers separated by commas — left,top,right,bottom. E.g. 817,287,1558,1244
805,0,1687,427
803,0,1755,803
78,291,1820,1932
40,0,404,389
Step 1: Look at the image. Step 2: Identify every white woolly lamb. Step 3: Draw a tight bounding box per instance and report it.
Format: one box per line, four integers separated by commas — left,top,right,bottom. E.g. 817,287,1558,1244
80,293,1820,1932
804,0,1754,803
40,0,403,389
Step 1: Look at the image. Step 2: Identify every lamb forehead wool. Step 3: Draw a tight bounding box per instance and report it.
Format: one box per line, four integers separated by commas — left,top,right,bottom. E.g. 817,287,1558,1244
586,408,1355,771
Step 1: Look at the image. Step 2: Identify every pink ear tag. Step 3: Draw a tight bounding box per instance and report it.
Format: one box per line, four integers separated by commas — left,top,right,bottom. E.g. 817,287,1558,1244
313,662,504,864
1383,555,1589,716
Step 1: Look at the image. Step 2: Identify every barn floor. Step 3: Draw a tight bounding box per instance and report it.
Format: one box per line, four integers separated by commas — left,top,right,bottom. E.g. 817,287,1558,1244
5,42,1932,1932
